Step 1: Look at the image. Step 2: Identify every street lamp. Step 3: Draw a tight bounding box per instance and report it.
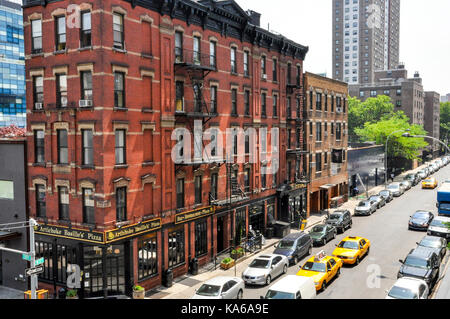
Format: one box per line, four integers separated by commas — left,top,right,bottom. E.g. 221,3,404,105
385,129,410,187
402,134,450,156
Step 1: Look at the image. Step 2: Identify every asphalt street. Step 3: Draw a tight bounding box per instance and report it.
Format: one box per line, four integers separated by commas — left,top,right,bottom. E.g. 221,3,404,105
243,164,450,299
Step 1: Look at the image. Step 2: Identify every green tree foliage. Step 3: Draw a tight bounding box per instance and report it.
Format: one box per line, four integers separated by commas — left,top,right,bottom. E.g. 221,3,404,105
440,102,450,143
355,112,428,160
348,95,395,141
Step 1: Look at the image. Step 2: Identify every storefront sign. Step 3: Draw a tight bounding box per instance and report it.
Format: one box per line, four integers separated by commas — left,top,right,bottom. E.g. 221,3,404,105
175,206,214,224
35,224,105,244
105,218,162,243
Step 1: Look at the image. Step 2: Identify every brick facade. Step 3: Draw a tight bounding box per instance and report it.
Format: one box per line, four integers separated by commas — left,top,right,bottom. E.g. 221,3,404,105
23,0,308,297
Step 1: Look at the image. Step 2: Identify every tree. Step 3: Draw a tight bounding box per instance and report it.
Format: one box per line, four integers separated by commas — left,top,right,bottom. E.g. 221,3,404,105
348,95,395,141
440,102,450,144
355,112,428,160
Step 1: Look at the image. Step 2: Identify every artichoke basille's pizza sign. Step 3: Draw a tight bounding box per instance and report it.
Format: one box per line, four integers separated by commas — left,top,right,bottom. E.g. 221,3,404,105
34,218,162,244
34,224,105,244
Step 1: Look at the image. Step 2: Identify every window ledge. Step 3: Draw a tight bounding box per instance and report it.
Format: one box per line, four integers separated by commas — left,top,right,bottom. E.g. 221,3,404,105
78,46,93,52
31,52,44,58
113,107,128,112
54,49,67,55
142,108,154,113
114,164,129,169
32,109,45,113
113,48,127,54
141,53,153,59
78,106,95,111
81,165,95,170
230,71,238,76
142,162,155,167
32,163,46,167
81,223,96,229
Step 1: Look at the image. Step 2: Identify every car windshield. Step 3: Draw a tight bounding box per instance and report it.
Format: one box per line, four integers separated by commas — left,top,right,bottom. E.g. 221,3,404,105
420,238,441,248
430,220,450,228
406,175,415,180
424,179,433,183
379,191,389,196
329,214,342,220
302,261,326,273
196,284,221,297
265,290,295,299
277,240,295,249
439,203,450,211
338,241,359,250
388,185,399,190
249,259,270,269
404,256,429,269
413,212,429,220
388,286,418,299
369,197,379,201
312,226,325,233
358,202,369,207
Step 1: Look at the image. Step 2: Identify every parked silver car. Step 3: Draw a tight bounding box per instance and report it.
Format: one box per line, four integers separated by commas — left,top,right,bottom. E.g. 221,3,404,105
387,182,404,197
242,254,289,286
354,200,377,216
192,276,245,299
400,180,412,191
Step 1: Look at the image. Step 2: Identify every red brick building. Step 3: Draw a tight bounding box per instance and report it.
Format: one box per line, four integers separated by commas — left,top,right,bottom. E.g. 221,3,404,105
23,0,308,298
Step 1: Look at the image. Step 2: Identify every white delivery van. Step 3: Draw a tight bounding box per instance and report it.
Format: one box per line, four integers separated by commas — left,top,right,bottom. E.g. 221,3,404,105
262,275,316,299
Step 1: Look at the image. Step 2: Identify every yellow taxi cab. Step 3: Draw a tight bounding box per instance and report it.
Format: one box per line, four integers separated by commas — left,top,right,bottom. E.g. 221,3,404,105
332,236,370,265
296,251,343,291
422,177,438,189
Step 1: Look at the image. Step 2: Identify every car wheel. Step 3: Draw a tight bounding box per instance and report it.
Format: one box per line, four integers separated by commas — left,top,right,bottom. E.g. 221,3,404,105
321,280,327,292
236,289,243,300
336,267,341,277
293,256,298,265
266,275,271,286
322,238,327,246
283,264,288,274
355,257,360,265
340,227,345,233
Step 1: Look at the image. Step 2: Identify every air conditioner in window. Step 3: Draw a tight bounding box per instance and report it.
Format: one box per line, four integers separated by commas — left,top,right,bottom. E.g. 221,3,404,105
79,100,93,108
336,107,343,113
262,74,267,80
34,103,43,110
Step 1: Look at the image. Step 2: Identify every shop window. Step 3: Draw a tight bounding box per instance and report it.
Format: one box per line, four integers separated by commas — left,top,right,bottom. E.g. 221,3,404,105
235,208,247,245
36,241,77,285
168,227,185,268
195,220,208,257
138,235,158,280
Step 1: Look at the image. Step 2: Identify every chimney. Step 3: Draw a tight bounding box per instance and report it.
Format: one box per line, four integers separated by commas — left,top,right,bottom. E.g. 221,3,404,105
247,10,261,27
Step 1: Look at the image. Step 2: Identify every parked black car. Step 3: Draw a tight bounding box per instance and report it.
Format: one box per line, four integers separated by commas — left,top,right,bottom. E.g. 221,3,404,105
417,236,447,261
398,248,440,289
326,210,353,234
378,190,394,203
309,224,337,246
408,211,434,231
273,232,313,265
405,173,420,186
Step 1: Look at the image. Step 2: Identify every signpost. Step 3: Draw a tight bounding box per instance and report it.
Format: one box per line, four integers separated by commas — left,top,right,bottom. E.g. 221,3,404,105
25,265,44,277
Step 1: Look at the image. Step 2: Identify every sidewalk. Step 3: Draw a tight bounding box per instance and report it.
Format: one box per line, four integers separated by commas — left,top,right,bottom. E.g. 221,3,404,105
147,164,430,299
0,286,24,299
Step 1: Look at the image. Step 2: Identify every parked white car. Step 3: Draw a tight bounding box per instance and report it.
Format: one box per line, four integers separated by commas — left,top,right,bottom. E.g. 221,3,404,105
242,254,289,286
192,276,245,299
262,275,316,299
386,277,429,299
428,216,450,239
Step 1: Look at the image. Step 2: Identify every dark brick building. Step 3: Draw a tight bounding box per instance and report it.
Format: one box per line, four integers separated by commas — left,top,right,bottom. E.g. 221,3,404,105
23,0,308,297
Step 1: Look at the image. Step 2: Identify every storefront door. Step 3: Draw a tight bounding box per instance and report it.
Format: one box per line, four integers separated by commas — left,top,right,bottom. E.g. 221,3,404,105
82,244,127,298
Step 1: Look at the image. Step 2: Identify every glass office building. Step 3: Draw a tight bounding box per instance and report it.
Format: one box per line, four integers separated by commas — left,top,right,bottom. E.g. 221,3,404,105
0,0,25,128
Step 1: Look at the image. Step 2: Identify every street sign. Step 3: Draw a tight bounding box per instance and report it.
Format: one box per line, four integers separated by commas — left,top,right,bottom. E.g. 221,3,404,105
25,265,44,277
22,253,32,261
35,257,44,266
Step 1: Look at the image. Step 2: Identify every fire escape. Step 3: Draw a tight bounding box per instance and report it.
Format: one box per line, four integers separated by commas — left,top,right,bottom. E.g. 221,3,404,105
286,66,310,185
173,46,247,205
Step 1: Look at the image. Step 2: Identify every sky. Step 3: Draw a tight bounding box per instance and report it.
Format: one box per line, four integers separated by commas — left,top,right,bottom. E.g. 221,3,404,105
237,0,450,96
